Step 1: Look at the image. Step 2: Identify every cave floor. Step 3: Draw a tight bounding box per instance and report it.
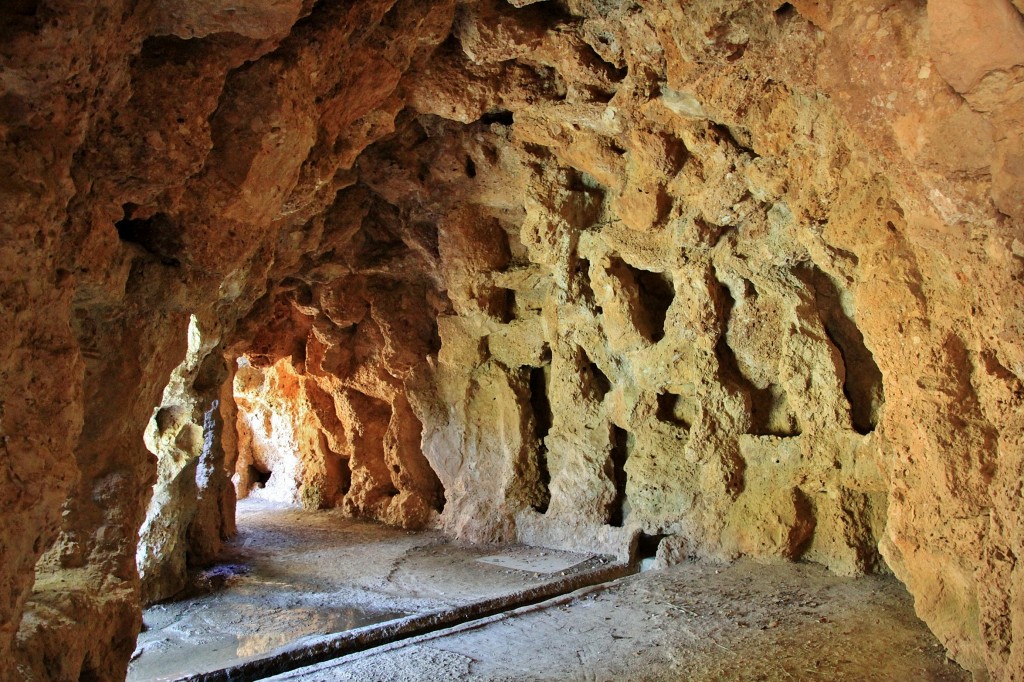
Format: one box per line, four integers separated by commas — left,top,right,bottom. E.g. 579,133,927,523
128,499,616,681
273,560,968,682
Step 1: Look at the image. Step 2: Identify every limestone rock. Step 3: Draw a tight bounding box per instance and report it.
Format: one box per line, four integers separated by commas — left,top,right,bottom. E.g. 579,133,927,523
1,1,1022,680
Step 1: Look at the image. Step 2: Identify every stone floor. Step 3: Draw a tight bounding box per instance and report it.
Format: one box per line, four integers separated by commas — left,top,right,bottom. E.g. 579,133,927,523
130,499,967,681
128,499,612,681
274,561,968,682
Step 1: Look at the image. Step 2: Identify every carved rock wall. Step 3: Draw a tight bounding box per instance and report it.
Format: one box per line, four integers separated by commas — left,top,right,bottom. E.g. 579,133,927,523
1,1,1021,680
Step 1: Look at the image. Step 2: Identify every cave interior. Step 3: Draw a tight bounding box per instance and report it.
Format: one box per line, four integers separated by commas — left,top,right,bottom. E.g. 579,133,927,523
2,0,1023,680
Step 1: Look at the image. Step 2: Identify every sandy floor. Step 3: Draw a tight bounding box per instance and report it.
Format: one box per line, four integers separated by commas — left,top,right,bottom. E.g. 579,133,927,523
274,560,968,682
128,499,610,681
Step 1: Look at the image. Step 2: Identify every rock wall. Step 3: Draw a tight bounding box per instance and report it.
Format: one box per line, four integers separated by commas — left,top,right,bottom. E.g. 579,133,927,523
0,0,1021,680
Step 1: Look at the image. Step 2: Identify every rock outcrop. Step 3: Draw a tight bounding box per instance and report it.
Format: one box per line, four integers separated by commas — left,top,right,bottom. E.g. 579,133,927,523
1,0,1021,680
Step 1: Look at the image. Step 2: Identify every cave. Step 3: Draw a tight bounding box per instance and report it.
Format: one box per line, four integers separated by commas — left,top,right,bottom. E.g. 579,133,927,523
3,0,1023,680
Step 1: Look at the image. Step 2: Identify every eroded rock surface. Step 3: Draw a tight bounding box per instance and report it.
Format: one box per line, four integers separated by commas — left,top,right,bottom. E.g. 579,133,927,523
1,0,1022,680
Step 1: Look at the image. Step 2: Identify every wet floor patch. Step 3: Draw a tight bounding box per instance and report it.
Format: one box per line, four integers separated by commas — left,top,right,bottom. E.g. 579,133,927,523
131,595,408,681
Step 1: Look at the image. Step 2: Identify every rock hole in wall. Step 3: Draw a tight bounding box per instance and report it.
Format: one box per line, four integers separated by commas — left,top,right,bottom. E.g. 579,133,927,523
320,431,351,497
564,170,606,230
636,532,666,566
78,659,101,682
528,362,553,513
579,346,612,402
115,204,181,266
379,0,401,31
774,2,797,24
655,392,692,430
795,263,884,434
607,425,631,527
490,287,517,323
247,464,272,490
464,156,477,178
579,38,628,83
155,404,188,434
281,277,314,308
608,257,675,343
478,109,514,126
575,257,597,308
138,34,205,67
636,269,674,341
659,132,690,175
714,280,801,437
539,64,570,101
503,219,531,266
694,216,732,248
585,86,616,104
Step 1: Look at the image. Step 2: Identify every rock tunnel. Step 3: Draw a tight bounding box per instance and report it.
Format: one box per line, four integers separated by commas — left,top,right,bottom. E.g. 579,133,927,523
1,0,1023,679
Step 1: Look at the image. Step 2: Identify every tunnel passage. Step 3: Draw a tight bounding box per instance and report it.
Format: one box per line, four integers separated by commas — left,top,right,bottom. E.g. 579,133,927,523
6,0,1019,680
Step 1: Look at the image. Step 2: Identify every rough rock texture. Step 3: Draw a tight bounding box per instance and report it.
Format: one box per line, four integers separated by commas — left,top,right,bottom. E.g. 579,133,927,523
136,315,235,604
1,0,1022,680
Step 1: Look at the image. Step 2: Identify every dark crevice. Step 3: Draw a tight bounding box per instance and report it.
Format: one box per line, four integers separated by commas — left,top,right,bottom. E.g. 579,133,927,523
608,425,630,527
580,40,628,83
491,287,517,323
608,257,674,343
115,205,182,267
655,392,691,429
579,346,611,402
635,268,674,342
529,365,552,513
248,465,272,490
464,156,477,178
659,133,690,175
575,257,596,308
796,264,884,434
78,662,101,682
695,216,731,248
326,434,352,496
0,0,42,39
709,121,759,158
479,109,514,126
281,277,314,307
774,2,796,23
637,533,666,560
379,0,401,30
585,86,615,104
714,280,800,437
